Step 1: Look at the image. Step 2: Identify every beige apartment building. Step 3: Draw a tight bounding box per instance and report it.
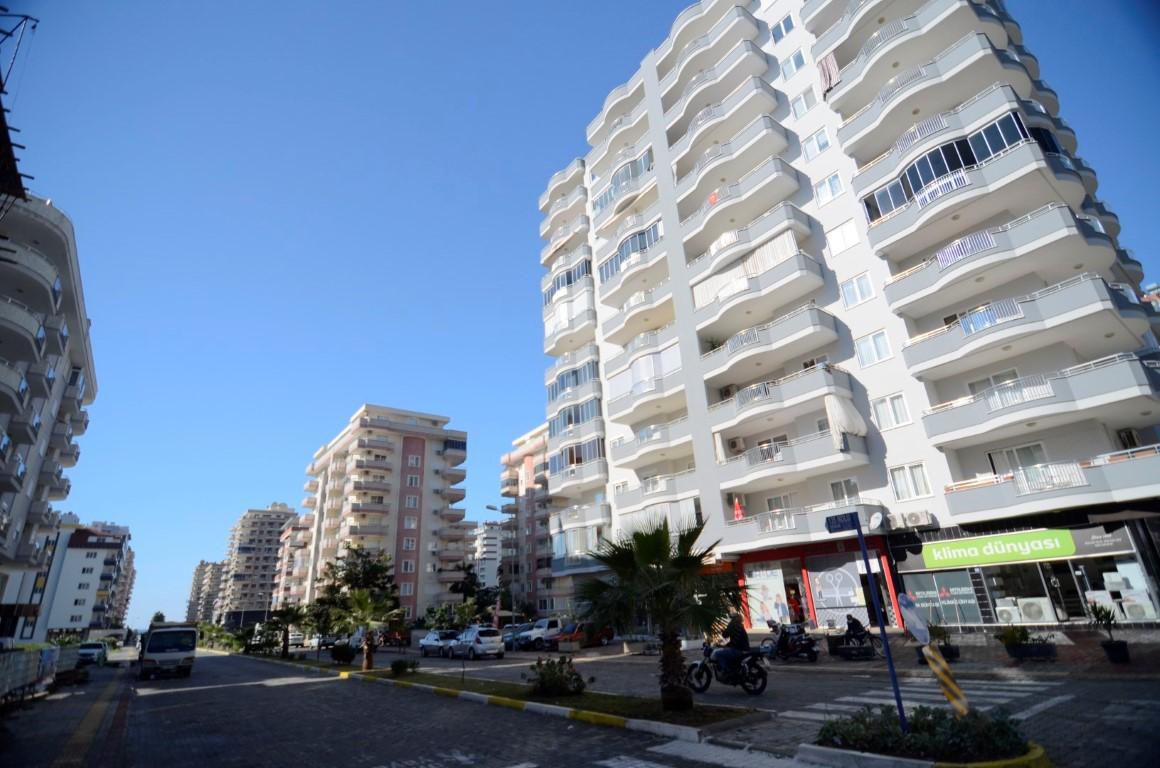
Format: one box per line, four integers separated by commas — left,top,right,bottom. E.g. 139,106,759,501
287,405,468,620
217,503,295,627
271,514,313,610
534,0,1160,630
186,559,225,624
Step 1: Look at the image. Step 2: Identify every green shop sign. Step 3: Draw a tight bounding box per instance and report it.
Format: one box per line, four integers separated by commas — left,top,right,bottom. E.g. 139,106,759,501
920,530,1076,569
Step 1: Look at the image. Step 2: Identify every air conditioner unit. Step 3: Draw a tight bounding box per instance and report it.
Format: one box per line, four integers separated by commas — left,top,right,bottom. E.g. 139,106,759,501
727,437,746,454
996,605,1022,624
1121,591,1159,620
886,512,905,530
904,510,931,528
1017,597,1057,623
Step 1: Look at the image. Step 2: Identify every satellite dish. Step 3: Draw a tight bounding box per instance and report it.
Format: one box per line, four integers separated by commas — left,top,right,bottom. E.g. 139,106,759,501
869,511,884,530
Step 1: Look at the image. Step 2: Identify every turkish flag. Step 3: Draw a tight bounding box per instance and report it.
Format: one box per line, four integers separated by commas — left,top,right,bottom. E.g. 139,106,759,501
733,497,745,521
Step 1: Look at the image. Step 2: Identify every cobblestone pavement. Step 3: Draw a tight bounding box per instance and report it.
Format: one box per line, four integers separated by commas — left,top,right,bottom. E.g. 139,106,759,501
0,653,797,768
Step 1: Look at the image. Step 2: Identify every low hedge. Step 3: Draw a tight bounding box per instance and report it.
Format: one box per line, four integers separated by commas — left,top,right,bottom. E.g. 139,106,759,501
816,705,1027,763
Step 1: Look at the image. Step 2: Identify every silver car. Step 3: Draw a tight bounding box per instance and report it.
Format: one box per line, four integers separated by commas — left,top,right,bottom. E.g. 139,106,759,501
418,629,459,657
448,627,504,660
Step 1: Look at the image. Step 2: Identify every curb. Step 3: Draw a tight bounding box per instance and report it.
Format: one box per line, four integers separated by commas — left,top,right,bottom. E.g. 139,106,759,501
794,742,1051,768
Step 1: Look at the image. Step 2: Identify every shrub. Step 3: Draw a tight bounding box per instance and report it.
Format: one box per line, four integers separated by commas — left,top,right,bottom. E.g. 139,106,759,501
524,656,588,697
407,660,419,672
329,643,357,665
816,706,1027,762
390,658,410,676
994,625,1030,647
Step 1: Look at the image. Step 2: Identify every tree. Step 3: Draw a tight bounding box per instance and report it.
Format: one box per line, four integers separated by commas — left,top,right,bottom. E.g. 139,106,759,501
151,611,166,624
302,600,340,662
577,518,744,712
272,604,309,659
321,549,402,671
448,563,481,604
339,589,404,671
425,603,455,630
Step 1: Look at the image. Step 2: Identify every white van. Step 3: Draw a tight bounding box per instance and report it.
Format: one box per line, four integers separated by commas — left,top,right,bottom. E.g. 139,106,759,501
516,617,566,650
139,622,198,680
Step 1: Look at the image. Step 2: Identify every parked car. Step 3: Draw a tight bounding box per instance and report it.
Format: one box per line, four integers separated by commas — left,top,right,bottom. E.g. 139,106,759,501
381,629,410,648
554,622,614,649
418,629,459,657
516,617,565,651
77,642,108,666
448,626,504,660
307,635,337,649
288,632,305,647
502,623,532,651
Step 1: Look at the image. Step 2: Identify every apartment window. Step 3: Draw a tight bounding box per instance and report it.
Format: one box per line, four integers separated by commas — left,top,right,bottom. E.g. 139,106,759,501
548,398,601,437
370,495,385,504
400,582,414,597
542,259,593,307
405,495,418,509
70,614,83,623
782,49,806,80
400,559,415,573
407,455,421,468
77,582,90,590
831,478,860,503
840,273,874,308
406,474,421,487
402,537,416,551
74,598,86,606
598,222,662,283
403,515,417,530
855,330,891,367
81,567,93,574
765,494,793,511
814,172,843,206
85,552,98,559
790,87,817,119
803,127,831,160
771,14,794,43
825,219,859,257
871,393,911,430
890,463,932,501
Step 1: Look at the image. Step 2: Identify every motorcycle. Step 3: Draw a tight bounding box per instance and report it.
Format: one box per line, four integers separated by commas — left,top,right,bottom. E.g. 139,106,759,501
760,621,819,663
685,642,768,695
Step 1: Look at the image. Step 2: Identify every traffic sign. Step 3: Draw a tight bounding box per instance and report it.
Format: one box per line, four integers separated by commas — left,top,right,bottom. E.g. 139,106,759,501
897,593,930,645
825,512,859,533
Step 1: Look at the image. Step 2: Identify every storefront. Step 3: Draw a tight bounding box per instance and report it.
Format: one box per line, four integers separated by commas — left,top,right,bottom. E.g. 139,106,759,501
890,524,1160,626
736,537,901,631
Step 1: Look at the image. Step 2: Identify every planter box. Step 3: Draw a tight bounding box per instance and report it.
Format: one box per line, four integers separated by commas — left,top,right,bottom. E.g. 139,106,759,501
1003,643,1057,661
837,645,876,661
1101,639,1130,664
915,645,960,664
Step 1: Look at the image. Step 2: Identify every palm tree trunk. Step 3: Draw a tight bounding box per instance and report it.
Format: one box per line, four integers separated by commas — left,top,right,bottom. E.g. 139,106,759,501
281,628,290,659
658,629,693,711
362,629,374,671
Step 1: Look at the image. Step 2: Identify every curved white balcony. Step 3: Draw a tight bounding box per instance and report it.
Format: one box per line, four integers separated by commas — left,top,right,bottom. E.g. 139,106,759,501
700,305,839,386
902,275,1153,381
812,0,915,59
540,185,588,238
606,368,686,425
693,251,825,339
593,167,658,233
546,343,599,384
541,245,593,293
718,432,870,494
1117,249,1144,285
544,307,598,358
944,444,1160,524
614,469,699,515
1022,98,1075,154
665,41,766,144
540,158,585,213
598,236,669,310
587,70,645,147
719,497,888,552
709,364,853,433
682,158,799,257
655,0,734,78
547,378,602,418
589,101,651,182
542,276,594,321
671,77,778,177
601,281,675,347
884,204,1115,318
802,0,848,35
609,417,694,470
686,202,813,281
0,298,46,362
1031,78,1059,115
1082,198,1120,240
827,0,1007,117
867,142,1085,262
547,419,605,456
540,215,591,267
838,34,1033,163
0,242,61,316
923,354,1160,449
548,458,609,496
1071,155,1098,197
675,116,788,211
605,323,678,377
0,360,29,413
660,5,760,109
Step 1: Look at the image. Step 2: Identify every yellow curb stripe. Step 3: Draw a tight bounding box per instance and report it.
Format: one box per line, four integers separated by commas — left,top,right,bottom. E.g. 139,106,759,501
569,709,627,728
393,680,413,688
933,742,1050,768
488,695,526,710
432,687,460,698
51,669,122,768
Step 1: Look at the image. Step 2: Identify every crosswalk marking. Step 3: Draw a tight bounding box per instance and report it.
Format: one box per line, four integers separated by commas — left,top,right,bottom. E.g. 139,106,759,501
649,740,798,768
1009,694,1074,721
596,757,673,768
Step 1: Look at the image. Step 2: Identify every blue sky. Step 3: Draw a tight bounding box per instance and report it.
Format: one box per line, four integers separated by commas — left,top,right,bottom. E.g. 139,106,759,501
8,1,1158,627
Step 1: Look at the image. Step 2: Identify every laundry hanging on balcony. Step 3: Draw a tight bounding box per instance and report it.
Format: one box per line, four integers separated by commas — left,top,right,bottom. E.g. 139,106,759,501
819,53,841,96
824,394,868,452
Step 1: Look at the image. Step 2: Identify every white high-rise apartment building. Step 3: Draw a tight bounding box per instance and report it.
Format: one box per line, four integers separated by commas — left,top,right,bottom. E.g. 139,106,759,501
38,514,131,637
217,503,295,627
538,0,1160,629
467,522,502,589
187,559,225,623
292,405,468,620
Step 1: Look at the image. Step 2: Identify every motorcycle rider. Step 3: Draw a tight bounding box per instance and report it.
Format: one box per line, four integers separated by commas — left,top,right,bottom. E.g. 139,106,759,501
715,613,750,680
844,613,867,643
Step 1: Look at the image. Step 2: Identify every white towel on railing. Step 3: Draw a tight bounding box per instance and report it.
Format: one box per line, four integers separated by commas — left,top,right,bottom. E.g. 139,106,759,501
825,394,868,451
819,53,840,95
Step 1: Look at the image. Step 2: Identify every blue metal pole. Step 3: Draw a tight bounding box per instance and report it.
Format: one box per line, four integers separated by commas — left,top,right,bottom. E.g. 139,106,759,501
854,516,908,733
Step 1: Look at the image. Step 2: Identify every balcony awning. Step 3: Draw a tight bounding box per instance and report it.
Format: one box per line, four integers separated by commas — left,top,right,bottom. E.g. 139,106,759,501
825,394,868,451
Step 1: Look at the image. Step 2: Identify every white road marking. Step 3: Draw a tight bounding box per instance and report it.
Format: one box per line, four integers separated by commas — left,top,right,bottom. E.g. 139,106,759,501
135,676,338,697
596,757,672,768
650,739,798,767
498,763,537,768
1010,694,1075,721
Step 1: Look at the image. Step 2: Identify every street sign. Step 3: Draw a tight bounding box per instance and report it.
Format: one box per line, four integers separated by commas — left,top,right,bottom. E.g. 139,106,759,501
825,512,859,533
897,593,930,645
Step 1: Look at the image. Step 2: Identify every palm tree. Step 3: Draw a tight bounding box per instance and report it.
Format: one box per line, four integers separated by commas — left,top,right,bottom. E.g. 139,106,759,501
578,518,744,711
340,589,404,671
272,604,309,659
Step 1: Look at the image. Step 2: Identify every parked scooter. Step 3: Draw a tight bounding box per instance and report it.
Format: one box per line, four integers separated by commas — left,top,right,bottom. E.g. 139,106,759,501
685,642,768,695
760,621,819,662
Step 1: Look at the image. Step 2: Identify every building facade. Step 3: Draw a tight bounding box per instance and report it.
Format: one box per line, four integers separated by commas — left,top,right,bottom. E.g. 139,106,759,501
216,503,295,627
536,0,1159,629
0,192,98,643
290,405,468,620
38,515,131,637
186,559,224,623
498,425,555,614
271,514,313,610
468,521,502,589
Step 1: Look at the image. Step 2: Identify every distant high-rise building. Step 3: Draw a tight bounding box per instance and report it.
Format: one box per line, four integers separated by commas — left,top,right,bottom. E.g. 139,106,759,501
37,515,131,637
467,522,502,590
288,405,468,620
217,503,295,627
271,514,313,610
186,559,224,624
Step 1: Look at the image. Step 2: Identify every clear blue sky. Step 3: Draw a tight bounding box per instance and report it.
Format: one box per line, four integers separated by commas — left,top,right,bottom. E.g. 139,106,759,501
8,1,1157,628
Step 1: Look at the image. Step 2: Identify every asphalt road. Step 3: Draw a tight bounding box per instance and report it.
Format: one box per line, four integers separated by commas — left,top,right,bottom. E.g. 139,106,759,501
0,651,790,768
